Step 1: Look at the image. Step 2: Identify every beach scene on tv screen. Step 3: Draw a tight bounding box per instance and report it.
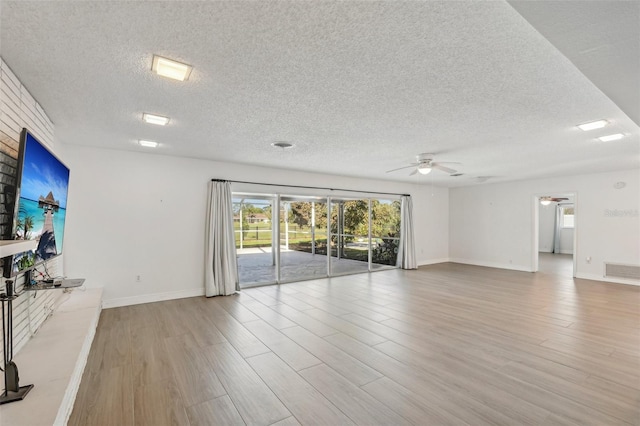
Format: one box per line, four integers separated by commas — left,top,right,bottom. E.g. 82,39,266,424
14,133,69,264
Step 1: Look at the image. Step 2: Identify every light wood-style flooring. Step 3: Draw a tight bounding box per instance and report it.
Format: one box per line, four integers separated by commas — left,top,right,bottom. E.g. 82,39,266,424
69,262,640,426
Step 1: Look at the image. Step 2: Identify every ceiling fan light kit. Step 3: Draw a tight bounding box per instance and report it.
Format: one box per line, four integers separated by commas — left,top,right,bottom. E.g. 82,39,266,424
418,164,432,175
386,153,459,176
540,196,569,205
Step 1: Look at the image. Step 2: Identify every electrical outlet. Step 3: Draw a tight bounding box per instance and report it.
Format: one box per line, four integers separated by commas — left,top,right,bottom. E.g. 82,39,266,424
136,275,141,282
586,256,591,264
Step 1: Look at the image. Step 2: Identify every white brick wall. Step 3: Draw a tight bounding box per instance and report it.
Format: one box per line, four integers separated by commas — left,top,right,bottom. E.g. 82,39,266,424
1,57,62,364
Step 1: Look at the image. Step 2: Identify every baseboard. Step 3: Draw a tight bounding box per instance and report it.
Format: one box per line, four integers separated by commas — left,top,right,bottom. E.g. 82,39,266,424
575,272,640,287
103,287,205,308
539,251,572,255
448,258,532,272
418,258,450,267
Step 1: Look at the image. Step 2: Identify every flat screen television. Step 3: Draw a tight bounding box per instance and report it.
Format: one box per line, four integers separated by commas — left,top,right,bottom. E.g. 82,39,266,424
2,128,70,278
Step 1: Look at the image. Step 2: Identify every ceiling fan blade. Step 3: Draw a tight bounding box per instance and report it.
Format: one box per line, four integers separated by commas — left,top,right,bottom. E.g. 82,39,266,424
432,163,457,174
409,169,417,176
386,164,417,173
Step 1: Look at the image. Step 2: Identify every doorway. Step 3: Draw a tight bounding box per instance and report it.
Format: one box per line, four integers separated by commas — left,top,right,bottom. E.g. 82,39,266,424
534,193,577,278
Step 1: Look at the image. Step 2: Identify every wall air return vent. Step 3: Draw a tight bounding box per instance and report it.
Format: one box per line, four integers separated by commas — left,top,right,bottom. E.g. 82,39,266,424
604,262,640,281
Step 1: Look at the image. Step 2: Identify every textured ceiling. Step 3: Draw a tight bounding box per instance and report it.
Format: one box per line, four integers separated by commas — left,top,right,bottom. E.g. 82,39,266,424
0,1,638,187
509,0,640,127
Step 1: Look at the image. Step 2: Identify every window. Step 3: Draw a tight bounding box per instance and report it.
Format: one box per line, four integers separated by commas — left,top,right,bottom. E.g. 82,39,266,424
562,206,574,228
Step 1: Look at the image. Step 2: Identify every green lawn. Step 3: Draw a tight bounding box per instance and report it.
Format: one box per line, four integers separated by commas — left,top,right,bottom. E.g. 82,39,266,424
234,221,397,266
235,222,326,247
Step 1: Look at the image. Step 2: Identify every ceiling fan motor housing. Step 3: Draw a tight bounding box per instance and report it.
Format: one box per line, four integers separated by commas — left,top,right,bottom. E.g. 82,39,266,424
417,153,434,163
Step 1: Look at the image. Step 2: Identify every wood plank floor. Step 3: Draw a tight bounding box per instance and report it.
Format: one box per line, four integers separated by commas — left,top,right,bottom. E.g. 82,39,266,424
69,261,640,426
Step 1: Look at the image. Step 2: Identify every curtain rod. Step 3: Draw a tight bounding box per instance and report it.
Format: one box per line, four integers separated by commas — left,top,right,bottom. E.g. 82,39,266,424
211,179,410,197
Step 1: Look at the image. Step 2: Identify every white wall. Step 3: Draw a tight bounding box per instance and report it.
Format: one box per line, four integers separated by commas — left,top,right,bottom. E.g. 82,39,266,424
450,168,640,284
63,145,449,306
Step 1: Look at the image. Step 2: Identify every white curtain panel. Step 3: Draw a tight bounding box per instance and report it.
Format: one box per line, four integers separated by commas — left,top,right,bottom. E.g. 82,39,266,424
397,195,417,269
552,204,562,254
205,180,239,296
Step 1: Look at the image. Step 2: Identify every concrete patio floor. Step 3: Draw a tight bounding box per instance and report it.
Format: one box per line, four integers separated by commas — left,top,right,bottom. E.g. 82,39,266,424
237,246,392,286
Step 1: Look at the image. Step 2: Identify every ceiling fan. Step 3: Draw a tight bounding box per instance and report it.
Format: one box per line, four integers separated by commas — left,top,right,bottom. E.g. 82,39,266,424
540,196,568,206
386,153,459,176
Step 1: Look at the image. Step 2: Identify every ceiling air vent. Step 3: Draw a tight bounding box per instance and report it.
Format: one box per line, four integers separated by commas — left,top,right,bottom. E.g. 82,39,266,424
604,262,640,281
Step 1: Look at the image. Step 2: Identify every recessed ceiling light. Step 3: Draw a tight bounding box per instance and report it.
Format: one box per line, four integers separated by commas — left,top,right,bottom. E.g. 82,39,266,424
598,133,624,142
577,119,608,131
151,55,192,81
271,142,294,149
139,140,159,148
142,113,170,126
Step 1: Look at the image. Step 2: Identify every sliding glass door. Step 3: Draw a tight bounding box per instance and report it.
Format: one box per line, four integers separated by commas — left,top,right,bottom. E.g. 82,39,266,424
279,197,328,282
233,192,401,288
329,198,371,275
371,199,401,270
233,195,276,287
